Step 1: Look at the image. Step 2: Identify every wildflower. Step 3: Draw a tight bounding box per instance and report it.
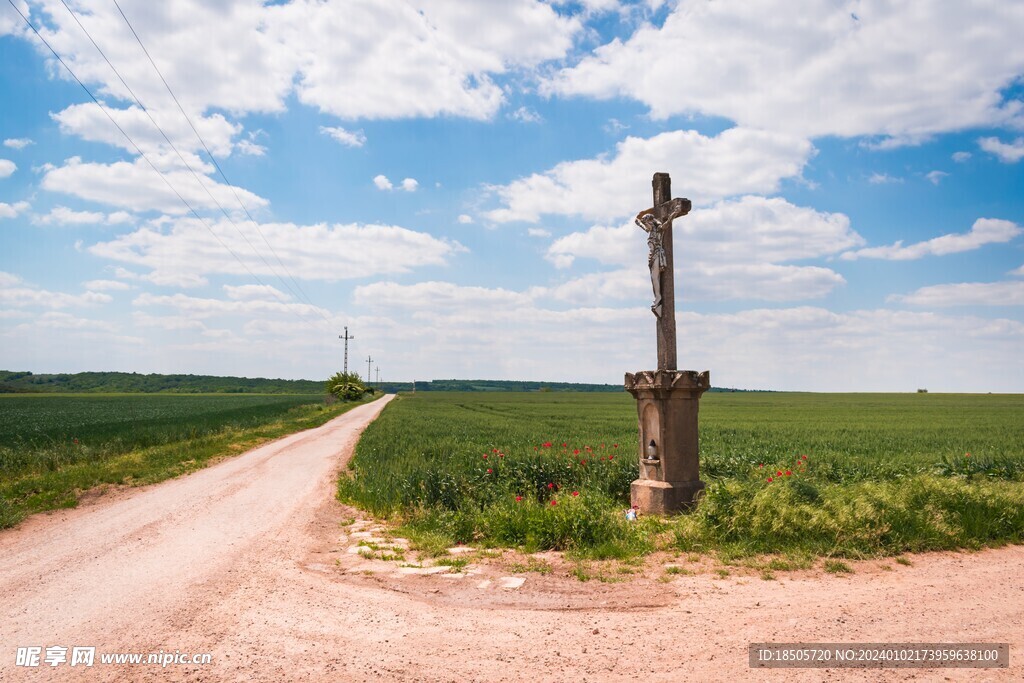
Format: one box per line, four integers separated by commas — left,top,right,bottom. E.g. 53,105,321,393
580,460,586,466
515,495,523,502
573,449,580,455
777,471,783,476
547,482,555,489
608,456,614,461
483,454,488,460
767,476,774,483
613,443,619,448
72,438,79,445
499,453,505,458
551,500,558,506
965,453,971,458
759,464,764,469
492,448,498,453
487,468,493,474
785,470,792,476
542,441,552,448
562,442,567,447
571,491,579,497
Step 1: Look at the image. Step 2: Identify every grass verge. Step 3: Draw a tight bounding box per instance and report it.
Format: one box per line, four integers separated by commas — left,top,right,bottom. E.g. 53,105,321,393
0,393,379,528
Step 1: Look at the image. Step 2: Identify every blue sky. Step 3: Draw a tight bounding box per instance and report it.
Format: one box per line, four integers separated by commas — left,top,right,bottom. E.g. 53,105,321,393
1,0,1022,391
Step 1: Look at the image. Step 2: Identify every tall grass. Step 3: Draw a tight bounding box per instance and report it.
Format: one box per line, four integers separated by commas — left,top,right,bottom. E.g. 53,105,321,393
340,392,1024,558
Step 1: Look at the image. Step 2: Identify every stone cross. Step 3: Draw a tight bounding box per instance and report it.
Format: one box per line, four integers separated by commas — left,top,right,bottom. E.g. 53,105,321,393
635,172,691,372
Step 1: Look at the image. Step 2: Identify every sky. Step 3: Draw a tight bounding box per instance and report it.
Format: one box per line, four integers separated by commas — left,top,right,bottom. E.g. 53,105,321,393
1,0,1023,392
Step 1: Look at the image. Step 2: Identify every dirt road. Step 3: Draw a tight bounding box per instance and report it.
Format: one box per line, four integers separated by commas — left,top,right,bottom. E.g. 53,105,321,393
1,393,1021,681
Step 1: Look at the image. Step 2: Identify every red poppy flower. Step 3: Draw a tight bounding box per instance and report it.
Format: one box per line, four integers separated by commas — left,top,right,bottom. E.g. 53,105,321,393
613,443,619,448
562,442,567,447
73,438,79,444
483,454,488,459
515,495,523,502
759,464,764,468
580,460,586,465
487,468,493,474
492,448,499,453
965,453,971,458
573,449,580,455
547,482,554,489
551,500,558,506
785,470,792,476
571,491,579,497
608,456,614,461
777,471,783,476
767,476,774,483
542,442,552,448
499,453,505,458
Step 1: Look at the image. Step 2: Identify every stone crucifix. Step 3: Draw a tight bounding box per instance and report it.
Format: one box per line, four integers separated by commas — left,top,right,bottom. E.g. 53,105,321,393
634,172,691,372
624,172,708,514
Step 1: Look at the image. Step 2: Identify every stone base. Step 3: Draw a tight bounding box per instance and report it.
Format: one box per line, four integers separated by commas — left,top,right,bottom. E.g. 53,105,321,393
631,479,705,515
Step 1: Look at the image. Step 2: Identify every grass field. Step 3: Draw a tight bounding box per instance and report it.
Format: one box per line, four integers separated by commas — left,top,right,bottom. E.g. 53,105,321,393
339,392,1024,561
0,393,374,528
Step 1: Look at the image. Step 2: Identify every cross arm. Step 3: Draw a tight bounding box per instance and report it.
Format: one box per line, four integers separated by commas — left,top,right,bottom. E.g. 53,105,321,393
636,197,691,224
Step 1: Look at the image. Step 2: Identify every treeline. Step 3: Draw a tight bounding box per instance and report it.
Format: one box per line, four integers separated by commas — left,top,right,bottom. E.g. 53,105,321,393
377,379,761,393
0,371,324,394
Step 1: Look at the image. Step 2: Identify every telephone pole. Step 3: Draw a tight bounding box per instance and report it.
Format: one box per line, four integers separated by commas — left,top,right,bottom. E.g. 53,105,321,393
375,366,380,387
339,327,354,376
366,355,373,383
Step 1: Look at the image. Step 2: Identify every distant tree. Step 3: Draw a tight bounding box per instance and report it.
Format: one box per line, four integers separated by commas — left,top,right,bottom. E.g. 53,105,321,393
326,371,372,401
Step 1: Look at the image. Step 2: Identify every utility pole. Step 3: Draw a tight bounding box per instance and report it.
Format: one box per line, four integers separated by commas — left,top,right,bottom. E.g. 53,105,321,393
375,366,380,387
339,327,354,376
366,355,373,384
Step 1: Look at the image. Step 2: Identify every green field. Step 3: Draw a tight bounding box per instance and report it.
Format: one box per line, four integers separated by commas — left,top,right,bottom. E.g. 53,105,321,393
0,393,373,527
339,392,1024,561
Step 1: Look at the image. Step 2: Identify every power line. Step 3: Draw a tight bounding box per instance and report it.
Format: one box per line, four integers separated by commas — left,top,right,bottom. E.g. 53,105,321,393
109,0,327,326
6,0,329,338
57,0,325,328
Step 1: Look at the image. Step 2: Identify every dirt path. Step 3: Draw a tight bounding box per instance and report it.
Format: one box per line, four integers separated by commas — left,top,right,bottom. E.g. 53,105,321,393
1,393,1021,682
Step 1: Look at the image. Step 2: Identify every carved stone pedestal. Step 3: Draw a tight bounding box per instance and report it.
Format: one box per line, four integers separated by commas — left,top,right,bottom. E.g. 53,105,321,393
625,369,710,514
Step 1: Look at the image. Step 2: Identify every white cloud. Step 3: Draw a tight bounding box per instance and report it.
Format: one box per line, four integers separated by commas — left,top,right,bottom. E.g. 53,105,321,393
374,175,418,192
223,284,290,302
320,126,367,148
891,281,1024,307
34,206,107,226
41,156,268,215
544,0,1024,140
509,106,542,123
133,291,327,321
0,271,112,309
925,170,949,185
3,138,32,150
1012,265,1024,277
527,227,551,238
88,217,463,287
868,172,902,185
457,214,474,224
545,196,859,303
52,102,240,158
842,218,1021,261
0,159,16,178
978,137,1024,163
952,151,972,163
83,279,131,292
0,201,30,219
487,128,814,223
235,139,266,156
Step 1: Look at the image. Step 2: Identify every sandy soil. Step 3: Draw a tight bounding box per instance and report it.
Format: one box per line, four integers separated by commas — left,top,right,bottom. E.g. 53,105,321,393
1,393,1021,682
